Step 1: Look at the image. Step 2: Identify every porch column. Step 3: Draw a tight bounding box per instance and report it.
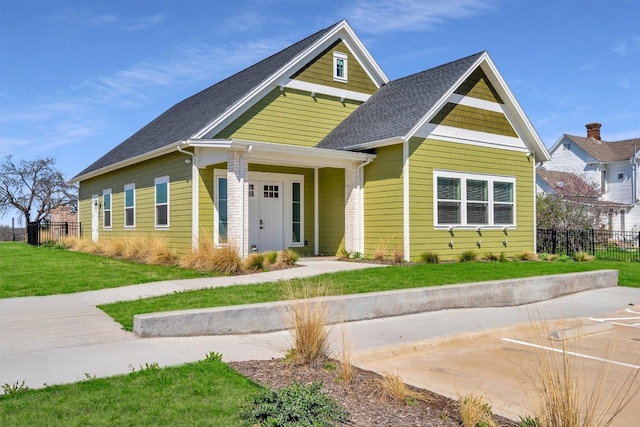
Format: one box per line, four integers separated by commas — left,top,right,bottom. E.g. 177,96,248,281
344,163,360,254
227,151,249,258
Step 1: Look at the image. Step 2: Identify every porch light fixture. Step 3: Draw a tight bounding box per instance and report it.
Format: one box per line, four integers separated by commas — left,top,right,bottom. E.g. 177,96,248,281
448,226,455,236
185,159,191,164
476,226,482,236
503,239,508,247
310,91,316,98
476,240,482,248
340,96,345,103
448,239,454,249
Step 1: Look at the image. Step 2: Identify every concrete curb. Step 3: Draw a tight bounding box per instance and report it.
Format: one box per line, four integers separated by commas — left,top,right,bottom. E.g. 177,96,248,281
133,269,618,338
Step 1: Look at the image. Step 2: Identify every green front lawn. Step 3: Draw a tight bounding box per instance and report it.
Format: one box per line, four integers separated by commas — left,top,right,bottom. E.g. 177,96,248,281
101,259,639,331
0,359,260,426
0,242,216,298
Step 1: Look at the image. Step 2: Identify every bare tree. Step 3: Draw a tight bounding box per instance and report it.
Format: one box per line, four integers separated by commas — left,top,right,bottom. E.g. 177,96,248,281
0,155,77,225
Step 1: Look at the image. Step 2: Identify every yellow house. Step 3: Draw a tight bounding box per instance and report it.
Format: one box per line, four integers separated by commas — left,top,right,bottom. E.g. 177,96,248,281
71,20,550,261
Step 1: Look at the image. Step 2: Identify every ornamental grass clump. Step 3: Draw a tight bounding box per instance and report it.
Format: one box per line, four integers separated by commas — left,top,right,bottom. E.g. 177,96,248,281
377,372,423,406
179,240,240,274
282,280,330,366
458,393,496,427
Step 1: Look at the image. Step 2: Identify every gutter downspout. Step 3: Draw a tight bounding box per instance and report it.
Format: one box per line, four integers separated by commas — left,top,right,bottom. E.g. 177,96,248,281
355,156,374,255
177,142,198,250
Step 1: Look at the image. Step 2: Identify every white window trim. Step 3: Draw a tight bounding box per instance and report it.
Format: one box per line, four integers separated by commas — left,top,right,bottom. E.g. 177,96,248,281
433,170,516,229
124,183,136,229
102,188,112,229
333,51,348,83
154,176,170,229
214,171,228,246
291,181,304,246
213,169,304,248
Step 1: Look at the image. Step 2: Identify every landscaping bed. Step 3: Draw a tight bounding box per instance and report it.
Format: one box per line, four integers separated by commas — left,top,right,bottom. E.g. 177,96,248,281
230,358,518,426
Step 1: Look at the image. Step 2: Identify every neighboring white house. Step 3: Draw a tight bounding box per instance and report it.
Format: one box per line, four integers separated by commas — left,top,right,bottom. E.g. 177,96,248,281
538,123,640,231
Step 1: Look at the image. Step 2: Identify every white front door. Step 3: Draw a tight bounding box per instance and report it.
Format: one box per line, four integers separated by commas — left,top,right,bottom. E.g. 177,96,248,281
249,181,284,252
91,195,99,242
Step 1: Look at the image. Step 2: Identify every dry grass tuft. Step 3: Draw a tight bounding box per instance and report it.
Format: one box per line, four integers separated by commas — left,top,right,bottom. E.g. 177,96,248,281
336,326,355,385
282,280,330,366
143,237,178,266
392,247,404,264
377,372,424,406
573,251,594,262
180,240,241,274
242,252,265,272
275,249,299,269
458,393,496,427
516,250,539,261
522,315,640,427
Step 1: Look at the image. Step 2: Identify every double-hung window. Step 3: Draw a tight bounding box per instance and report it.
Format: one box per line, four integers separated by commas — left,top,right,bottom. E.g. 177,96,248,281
102,189,112,228
435,171,515,227
216,177,228,244
333,52,348,82
124,183,135,228
155,176,169,227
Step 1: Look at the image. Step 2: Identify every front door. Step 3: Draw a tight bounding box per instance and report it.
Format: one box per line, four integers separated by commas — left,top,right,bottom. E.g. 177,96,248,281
91,194,99,242
249,181,284,252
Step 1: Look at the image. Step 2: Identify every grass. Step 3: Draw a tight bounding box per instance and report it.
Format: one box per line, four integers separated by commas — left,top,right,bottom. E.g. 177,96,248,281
100,259,640,331
0,242,214,298
0,358,261,426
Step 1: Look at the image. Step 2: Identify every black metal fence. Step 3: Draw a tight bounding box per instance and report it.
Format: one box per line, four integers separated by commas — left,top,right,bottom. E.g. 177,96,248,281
537,228,640,261
27,221,81,246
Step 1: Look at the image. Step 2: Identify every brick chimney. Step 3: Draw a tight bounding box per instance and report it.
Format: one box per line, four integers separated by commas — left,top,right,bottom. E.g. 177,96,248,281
586,122,602,140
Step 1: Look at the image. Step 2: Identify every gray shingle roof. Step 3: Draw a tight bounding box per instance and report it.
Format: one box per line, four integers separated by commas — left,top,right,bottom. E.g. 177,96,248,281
73,21,341,179
566,134,640,162
316,51,484,150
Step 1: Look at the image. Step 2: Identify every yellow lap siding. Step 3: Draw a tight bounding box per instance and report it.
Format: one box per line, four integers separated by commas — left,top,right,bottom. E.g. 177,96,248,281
215,88,361,147
363,144,404,257
318,168,345,256
409,137,535,261
77,153,194,253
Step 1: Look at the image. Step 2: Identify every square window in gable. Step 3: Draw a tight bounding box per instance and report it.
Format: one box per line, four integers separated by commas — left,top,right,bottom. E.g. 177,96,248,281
333,52,348,83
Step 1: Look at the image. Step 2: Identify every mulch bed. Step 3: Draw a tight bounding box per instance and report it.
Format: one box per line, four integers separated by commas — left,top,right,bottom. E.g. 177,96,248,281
229,358,518,427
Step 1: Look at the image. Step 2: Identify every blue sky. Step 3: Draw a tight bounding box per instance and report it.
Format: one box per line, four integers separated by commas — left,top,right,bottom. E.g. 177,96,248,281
0,0,639,224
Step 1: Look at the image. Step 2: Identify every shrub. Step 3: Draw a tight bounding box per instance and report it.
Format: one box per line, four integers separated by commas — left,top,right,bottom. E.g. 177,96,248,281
263,250,278,267
240,381,349,427
419,251,440,264
515,250,539,261
242,252,265,272
276,249,299,268
459,250,477,263
180,240,240,274
573,251,594,262
143,237,178,266
482,252,499,262
392,248,404,264
499,251,509,262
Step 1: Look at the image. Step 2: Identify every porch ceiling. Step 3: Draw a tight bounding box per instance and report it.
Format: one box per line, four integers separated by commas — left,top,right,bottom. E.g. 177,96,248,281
186,138,375,169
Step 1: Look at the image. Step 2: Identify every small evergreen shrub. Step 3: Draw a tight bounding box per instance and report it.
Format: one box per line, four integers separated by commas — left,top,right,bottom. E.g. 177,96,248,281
240,381,349,427
263,250,279,266
419,251,440,264
458,250,477,263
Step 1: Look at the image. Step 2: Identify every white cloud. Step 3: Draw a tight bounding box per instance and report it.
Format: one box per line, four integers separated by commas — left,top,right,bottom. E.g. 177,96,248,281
343,0,495,33
123,14,166,31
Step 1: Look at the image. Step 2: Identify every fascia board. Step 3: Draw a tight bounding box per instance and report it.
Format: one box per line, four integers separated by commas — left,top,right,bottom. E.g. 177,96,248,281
340,136,405,151
479,55,551,161
70,144,179,183
190,138,375,168
548,134,572,155
192,21,387,140
401,55,485,144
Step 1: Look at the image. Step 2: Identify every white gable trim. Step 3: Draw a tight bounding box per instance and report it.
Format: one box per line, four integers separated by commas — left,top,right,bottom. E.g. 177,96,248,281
402,52,550,162
415,124,528,152
193,20,388,141
280,79,371,102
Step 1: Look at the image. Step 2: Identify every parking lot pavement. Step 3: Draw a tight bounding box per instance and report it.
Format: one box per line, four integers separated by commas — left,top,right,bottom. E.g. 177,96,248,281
357,304,640,425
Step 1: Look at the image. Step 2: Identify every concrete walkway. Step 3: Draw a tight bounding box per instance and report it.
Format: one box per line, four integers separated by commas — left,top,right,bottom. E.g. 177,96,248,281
1,257,639,398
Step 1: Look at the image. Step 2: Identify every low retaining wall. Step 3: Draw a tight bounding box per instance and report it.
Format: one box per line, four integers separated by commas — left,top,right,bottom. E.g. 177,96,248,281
133,270,618,338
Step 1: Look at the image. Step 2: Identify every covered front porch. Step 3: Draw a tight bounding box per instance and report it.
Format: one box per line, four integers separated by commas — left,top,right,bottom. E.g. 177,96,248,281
183,139,374,258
